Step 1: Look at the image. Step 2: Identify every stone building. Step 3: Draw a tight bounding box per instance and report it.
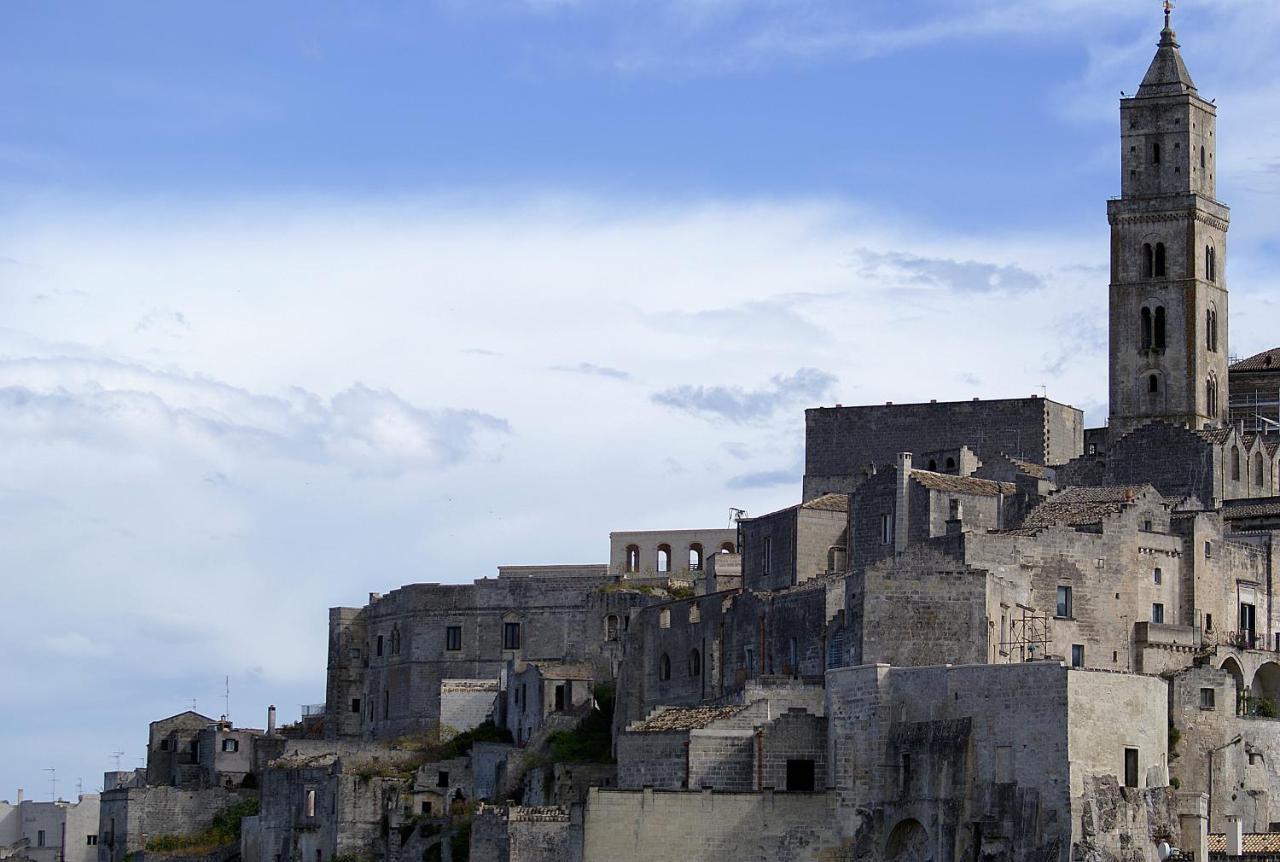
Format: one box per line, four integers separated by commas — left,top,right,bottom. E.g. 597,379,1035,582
0,796,99,862
214,12,1280,862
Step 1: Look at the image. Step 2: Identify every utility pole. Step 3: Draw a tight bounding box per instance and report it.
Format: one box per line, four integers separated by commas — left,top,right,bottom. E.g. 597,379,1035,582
43,768,56,801
224,676,231,722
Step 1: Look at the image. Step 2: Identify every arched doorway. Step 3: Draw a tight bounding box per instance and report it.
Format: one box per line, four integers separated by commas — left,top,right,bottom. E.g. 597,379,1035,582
1221,656,1245,715
1253,662,1280,716
885,819,930,862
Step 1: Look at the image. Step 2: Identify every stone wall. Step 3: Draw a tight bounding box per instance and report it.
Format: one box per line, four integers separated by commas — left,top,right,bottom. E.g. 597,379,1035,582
582,788,839,862
470,805,582,862
99,786,249,862
803,396,1083,501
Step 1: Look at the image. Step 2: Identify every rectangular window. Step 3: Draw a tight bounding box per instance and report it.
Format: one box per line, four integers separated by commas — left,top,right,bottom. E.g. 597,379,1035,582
762,537,771,574
222,738,238,753
1152,603,1165,624
446,626,462,651
421,801,432,815
1205,541,1212,559
376,635,384,657
351,698,361,715
554,684,566,711
1056,585,1072,619
503,622,521,650
1206,613,1214,631
159,739,170,751
383,689,389,720
880,513,893,545
1071,644,1084,668
350,647,360,660
437,771,449,788
1200,688,1216,710
37,831,45,848
785,759,816,792
1153,568,1162,585
1124,748,1139,788
87,836,97,846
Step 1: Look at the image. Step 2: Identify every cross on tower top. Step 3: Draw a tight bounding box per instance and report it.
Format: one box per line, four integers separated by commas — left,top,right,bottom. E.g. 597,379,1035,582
1164,0,1175,28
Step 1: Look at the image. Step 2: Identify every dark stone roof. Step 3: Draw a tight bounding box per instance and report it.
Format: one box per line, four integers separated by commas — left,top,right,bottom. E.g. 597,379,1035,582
911,470,1016,497
801,493,849,512
1007,457,1050,480
1136,24,1197,98
1021,485,1153,531
629,704,746,733
1194,428,1233,445
1222,497,1280,520
1231,347,1280,374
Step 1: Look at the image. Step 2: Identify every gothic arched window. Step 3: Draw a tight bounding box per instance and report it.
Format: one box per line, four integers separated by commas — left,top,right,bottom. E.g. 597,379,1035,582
1155,243,1167,278
1207,246,1217,282
688,649,701,677
1207,305,1218,353
1254,452,1264,488
1207,375,1219,417
658,653,671,682
1231,446,1241,481
1154,307,1166,350
1141,307,1153,350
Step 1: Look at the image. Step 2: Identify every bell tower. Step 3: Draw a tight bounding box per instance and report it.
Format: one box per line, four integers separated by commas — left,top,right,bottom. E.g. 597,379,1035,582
1108,9,1229,437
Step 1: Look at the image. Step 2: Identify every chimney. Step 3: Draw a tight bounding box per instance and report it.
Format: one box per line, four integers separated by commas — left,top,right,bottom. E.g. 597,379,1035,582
1226,815,1243,857
895,453,913,554
267,705,277,736
16,788,23,804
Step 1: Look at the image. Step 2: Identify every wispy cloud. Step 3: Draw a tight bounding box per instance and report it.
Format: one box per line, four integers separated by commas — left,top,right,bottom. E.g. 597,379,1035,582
551,361,631,380
0,357,510,476
857,249,1044,295
652,367,836,423
726,465,797,490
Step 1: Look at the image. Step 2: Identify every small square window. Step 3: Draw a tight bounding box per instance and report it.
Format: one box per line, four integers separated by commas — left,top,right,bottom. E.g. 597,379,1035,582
222,738,239,753
437,771,449,788
1200,688,1215,710
446,626,462,652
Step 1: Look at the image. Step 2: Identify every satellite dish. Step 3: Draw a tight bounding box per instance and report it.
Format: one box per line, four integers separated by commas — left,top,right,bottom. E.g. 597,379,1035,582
1158,842,1172,861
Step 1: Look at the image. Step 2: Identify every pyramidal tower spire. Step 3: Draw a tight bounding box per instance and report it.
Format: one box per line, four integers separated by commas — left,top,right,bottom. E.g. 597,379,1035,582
1107,11,1230,436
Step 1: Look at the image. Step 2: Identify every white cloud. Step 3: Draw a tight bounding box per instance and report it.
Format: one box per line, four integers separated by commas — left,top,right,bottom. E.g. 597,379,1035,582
0,185,1261,795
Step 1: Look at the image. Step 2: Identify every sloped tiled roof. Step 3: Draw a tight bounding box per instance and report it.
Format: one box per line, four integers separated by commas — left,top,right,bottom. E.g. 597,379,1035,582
1231,347,1280,374
1207,833,1280,854
629,704,746,733
1194,428,1234,445
441,678,500,692
1006,457,1050,480
1222,497,1280,520
527,662,594,681
911,470,1016,497
800,493,849,512
1020,485,1152,530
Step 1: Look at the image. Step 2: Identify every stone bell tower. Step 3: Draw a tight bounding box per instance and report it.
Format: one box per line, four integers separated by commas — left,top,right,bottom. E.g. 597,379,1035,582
1108,9,1229,437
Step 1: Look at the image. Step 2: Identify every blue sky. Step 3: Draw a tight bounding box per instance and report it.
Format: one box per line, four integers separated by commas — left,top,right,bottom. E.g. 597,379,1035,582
3,0,1280,802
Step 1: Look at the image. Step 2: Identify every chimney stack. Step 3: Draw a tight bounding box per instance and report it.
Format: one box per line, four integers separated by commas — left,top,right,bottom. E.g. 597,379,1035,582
267,705,277,736
16,788,23,804
895,453,913,554
1226,816,1243,857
